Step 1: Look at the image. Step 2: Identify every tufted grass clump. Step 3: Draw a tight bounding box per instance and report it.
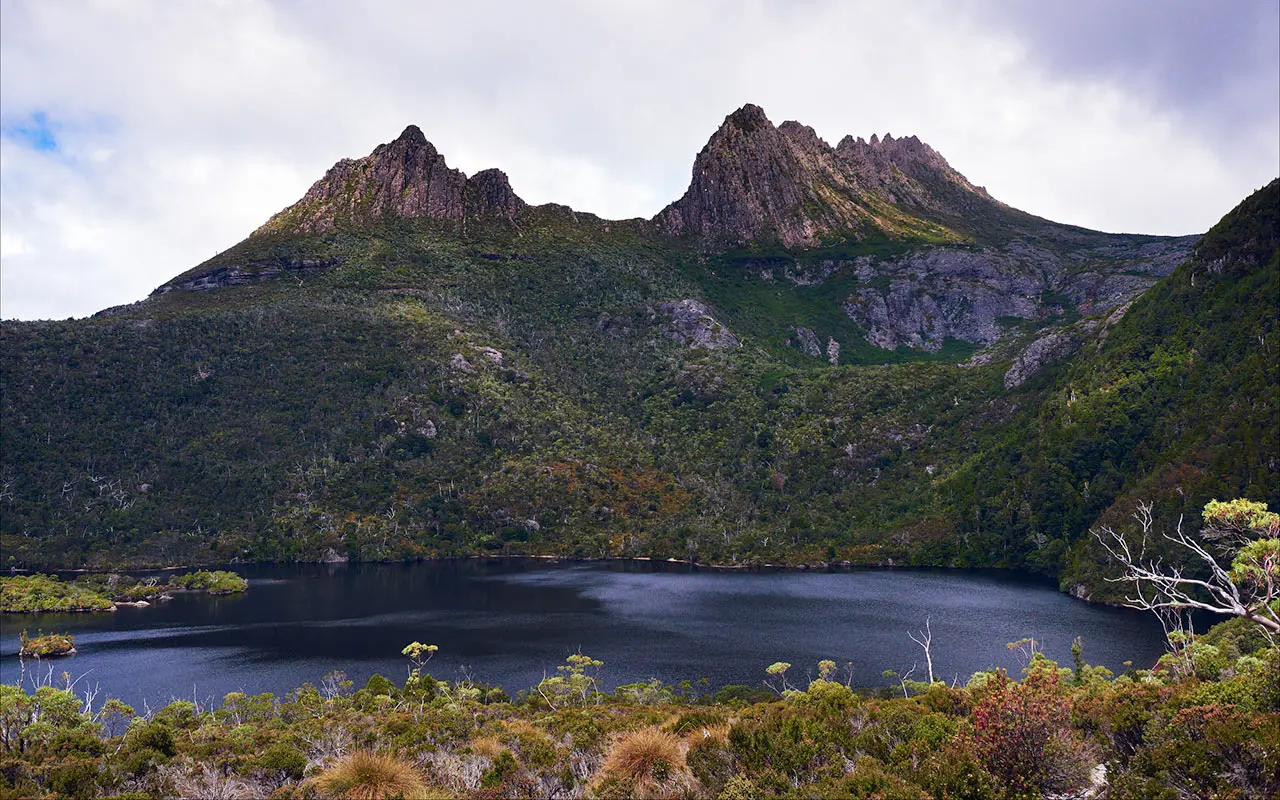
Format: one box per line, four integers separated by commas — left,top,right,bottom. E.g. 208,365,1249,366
598,726,691,796
310,750,429,799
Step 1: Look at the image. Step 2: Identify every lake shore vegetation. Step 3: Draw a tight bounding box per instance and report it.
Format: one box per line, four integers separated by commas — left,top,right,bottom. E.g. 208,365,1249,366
0,571,248,614
0,617,1275,799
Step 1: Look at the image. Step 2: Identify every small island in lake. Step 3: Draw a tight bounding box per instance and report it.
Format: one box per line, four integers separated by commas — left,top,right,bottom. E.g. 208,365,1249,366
17,631,76,658
0,571,247,613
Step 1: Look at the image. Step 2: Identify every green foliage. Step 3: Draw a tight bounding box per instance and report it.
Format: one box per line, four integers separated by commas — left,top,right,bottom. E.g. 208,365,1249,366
16,631,75,658
0,576,113,613
955,182,1280,592
0,613,1273,798
364,674,395,697
168,570,247,593
535,653,604,709
254,742,306,781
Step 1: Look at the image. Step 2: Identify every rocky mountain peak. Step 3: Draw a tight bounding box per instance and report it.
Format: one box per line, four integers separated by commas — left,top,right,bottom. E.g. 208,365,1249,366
656,105,1004,248
394,124,428,146
466,168,526,219
724,103,771,132
254,126,525,236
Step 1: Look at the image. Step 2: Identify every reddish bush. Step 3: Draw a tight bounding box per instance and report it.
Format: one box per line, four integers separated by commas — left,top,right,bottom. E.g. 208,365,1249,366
969,670,1092,797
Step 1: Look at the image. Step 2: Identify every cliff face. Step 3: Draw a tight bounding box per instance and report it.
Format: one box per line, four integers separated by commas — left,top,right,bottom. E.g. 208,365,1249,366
655,104,1007,247
838,237,1194,352
254,125,525,236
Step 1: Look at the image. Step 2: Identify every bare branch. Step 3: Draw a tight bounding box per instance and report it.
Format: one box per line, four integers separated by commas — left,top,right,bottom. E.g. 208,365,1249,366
1091,506,1280,635
907,618,935,684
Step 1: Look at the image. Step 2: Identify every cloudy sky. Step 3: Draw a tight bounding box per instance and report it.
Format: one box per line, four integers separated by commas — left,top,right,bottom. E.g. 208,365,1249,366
2,0,1277,320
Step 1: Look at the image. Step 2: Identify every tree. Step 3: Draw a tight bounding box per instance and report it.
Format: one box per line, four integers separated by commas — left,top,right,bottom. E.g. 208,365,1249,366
1092,499,1280,636
908,618,936,684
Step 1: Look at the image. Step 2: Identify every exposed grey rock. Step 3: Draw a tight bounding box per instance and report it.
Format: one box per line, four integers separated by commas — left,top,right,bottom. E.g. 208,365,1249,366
319,547,348,563
790,326,822,358
153,257,339,294
450,353,475,372
826,337,840,365
417,421,437,438
1004,329,1081,389
839,237,1194,353
657,299,739,350
476,346,504,365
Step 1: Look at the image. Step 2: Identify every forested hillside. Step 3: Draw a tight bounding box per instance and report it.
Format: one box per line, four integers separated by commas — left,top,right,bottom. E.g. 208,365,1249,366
1,107,1275,600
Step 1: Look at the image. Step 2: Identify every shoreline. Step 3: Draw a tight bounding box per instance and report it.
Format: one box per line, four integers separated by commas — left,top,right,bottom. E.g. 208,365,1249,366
2,553,1131,610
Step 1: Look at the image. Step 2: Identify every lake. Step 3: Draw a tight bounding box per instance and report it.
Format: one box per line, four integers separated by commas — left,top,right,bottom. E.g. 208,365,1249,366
0,560,1173,711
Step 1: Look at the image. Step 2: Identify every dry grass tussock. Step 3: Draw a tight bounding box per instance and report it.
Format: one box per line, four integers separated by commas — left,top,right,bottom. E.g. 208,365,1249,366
309,750,432,799
598,726,698,798
499,718,547,740
467,735,507,759
684,722,731,749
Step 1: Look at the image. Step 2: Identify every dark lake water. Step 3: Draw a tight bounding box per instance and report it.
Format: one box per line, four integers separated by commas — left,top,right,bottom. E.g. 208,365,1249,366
0,560,1173,711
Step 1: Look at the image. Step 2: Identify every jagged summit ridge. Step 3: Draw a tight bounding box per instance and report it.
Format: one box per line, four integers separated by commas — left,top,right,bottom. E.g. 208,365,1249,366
255,125,525,236
657,104,1004,247
254,105,1026,246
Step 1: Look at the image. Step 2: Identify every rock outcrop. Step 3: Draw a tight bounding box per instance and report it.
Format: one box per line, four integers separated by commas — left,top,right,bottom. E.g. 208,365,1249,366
152,257,339,294
789,327,822,358
255,125,526,236
838,237,1194,353
658,300,740,350
655,104,1004,247
1003,329,1083,389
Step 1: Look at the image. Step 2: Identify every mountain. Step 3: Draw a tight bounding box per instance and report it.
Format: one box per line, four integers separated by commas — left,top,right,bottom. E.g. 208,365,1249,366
254,124,525,236
658,103,1007,247
1,106,1274,600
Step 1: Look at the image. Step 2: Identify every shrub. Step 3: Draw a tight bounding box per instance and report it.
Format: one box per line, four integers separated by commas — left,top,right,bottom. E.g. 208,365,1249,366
168,570,247,594
685,736,735,794
968,671,1092,798
45,757,105,799
364,674,395,697
1118,704,1280,798
711,684,773,705
0,575,113,613
823,756,931,800
125,723,176,758
479,748,518,788
17,631,75,658
310,751,429,799
254,742,307,782
717,772,760,800
150,700,198,729
599,726,688,795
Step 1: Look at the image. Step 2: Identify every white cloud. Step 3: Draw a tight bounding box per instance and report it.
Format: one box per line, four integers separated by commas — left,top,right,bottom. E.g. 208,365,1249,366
2,0,1276,319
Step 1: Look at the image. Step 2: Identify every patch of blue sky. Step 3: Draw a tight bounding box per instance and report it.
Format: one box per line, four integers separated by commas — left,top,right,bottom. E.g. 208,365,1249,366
1,110,59,152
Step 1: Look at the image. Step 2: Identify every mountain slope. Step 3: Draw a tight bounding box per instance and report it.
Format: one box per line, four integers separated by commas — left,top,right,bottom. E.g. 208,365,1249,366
1,110,1272,597
923,180,1279,588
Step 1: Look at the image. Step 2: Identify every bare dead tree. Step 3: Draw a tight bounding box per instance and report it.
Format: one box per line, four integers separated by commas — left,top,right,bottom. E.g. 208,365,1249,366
1092,501,1280,636
908,617,935,684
